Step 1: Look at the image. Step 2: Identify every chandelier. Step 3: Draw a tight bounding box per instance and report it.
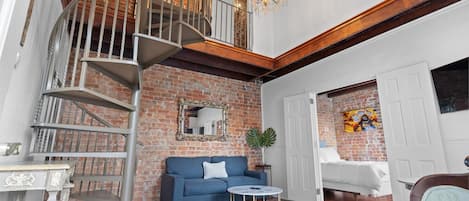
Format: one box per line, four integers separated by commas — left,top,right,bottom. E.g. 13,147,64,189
251,0,284,13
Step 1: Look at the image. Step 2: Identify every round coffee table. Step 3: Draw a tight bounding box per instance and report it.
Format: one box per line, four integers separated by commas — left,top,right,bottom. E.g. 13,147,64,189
227,185,283,201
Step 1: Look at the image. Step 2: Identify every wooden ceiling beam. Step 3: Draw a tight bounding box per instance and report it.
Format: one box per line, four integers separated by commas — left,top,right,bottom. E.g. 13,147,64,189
171,49,270,76
184,40,275,70
160,58,256,81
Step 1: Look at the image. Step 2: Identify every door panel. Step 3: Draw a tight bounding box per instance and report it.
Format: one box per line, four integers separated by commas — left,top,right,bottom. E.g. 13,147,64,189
284,93,322,201
377,63,447,201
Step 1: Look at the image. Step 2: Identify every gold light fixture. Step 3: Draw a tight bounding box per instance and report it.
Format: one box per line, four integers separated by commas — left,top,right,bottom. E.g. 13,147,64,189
251,0,284,13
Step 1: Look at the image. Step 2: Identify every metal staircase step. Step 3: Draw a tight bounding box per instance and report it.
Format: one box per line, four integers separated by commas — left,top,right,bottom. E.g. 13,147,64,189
43,87,135,111
161,20,207,45
82,58,140,88
31,152,127,158
71,190,120,201
72,175,122,182
31,123,130,135
134,33,182,68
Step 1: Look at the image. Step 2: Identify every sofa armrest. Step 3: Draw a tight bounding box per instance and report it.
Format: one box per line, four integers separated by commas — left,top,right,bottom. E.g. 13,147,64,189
245,170,267,185
160,174,185,201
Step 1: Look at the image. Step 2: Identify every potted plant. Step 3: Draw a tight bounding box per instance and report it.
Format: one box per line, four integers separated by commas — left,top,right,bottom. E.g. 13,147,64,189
246,128,277,165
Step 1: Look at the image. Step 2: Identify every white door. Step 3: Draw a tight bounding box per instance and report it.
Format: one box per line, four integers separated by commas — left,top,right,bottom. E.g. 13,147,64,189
284,93,322,201
377,63,448,201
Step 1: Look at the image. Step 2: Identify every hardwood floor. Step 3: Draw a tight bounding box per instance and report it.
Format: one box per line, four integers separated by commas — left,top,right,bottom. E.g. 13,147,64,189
324,190,393,201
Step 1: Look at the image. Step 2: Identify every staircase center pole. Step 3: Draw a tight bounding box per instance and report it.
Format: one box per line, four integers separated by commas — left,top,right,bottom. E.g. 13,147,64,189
121,77,142,201
121,1,143,200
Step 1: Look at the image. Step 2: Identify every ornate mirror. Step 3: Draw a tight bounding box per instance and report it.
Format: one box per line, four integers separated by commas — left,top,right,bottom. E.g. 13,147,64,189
177,99,228,141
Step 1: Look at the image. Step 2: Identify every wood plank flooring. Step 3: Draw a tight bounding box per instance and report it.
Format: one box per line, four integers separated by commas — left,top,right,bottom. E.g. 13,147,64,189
324,190,393,201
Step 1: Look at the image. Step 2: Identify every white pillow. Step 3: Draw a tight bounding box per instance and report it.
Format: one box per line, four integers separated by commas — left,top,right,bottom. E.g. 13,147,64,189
203,161,228,179
319,147,341,162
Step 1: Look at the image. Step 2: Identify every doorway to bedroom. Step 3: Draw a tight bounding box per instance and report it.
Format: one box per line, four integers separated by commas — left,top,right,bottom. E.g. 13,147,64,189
315,80,393,201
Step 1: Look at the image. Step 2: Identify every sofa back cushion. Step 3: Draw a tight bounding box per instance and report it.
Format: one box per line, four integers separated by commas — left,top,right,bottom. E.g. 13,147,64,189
211,156,247,176
166,157,210,179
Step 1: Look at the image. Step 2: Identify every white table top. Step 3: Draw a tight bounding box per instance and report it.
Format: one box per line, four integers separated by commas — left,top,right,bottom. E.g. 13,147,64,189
227,185,283,196
0,161,73,172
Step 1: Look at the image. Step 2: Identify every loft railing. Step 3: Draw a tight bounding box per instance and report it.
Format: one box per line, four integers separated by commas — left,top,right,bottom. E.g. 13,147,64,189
138,0,252,50
138,0,212,42
209,0,252,50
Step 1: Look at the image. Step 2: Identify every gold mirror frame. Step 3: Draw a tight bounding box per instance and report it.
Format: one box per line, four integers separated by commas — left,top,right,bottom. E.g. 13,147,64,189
176,99,228,141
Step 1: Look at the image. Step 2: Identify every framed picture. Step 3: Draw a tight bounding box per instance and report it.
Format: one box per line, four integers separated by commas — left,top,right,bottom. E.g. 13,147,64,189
343,108,380,133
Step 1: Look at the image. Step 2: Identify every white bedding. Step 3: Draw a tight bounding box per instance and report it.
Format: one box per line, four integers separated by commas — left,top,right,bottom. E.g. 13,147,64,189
321,160,390,190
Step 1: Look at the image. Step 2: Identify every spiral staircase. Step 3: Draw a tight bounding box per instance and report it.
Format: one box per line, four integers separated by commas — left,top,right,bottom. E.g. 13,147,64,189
30,0,212,200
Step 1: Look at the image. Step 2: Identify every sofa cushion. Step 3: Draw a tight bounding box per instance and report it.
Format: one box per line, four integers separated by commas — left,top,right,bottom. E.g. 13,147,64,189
203,161,228,179
184,178,227,196
218,176,265,187
166,157,210,179
211,156,247,176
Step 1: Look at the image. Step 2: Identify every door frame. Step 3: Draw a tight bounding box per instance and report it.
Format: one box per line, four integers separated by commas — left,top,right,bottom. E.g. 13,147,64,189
283,91,324,201
309,92,325,201
311,78,391,199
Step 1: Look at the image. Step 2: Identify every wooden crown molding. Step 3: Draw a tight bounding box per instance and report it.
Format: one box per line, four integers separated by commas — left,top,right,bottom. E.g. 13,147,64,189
183,0,458,82
273,0,397,68
258,0,460,81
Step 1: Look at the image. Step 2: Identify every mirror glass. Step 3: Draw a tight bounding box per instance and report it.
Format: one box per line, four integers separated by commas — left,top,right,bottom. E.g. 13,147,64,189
177,99,228,141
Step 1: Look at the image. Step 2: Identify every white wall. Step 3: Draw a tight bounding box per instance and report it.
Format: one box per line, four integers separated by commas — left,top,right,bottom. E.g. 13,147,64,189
0,0,62,161
0,1,61,200
0,0,25,126
260,1,469,198
252,0,382,57
440,111,469,173
252,8,274,56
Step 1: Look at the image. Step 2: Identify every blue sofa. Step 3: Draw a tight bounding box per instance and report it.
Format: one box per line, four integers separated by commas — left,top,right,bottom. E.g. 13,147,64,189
160,156,267,201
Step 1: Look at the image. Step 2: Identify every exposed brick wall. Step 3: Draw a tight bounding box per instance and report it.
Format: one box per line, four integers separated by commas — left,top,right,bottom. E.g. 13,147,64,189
317,94,337,148
134,64,262,200
316,85,387,161
332,85,387,161
62,55,262,200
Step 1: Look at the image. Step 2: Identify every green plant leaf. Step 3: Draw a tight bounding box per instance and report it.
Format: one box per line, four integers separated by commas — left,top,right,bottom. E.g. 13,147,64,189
261,128,276,147
246,128,261,148
246,127,277,149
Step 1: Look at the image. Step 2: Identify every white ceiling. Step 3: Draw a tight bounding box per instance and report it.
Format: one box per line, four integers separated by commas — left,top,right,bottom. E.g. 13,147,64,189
253,0,384,57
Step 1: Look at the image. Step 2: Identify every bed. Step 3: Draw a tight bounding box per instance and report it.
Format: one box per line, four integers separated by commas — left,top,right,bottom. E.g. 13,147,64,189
319,147,392,197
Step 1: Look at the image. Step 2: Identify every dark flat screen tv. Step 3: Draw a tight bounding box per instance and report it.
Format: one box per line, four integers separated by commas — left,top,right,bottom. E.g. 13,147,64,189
431,58,469,114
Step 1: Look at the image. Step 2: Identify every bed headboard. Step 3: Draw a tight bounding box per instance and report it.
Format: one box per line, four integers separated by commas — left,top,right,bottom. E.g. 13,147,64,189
410,173,469,201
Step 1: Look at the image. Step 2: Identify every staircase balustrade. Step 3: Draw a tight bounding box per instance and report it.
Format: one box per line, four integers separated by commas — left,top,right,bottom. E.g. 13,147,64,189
30,0,242,200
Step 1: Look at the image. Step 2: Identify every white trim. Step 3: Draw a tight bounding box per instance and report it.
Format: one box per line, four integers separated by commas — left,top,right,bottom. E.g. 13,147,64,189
0,0,16,59
309,91,325,201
